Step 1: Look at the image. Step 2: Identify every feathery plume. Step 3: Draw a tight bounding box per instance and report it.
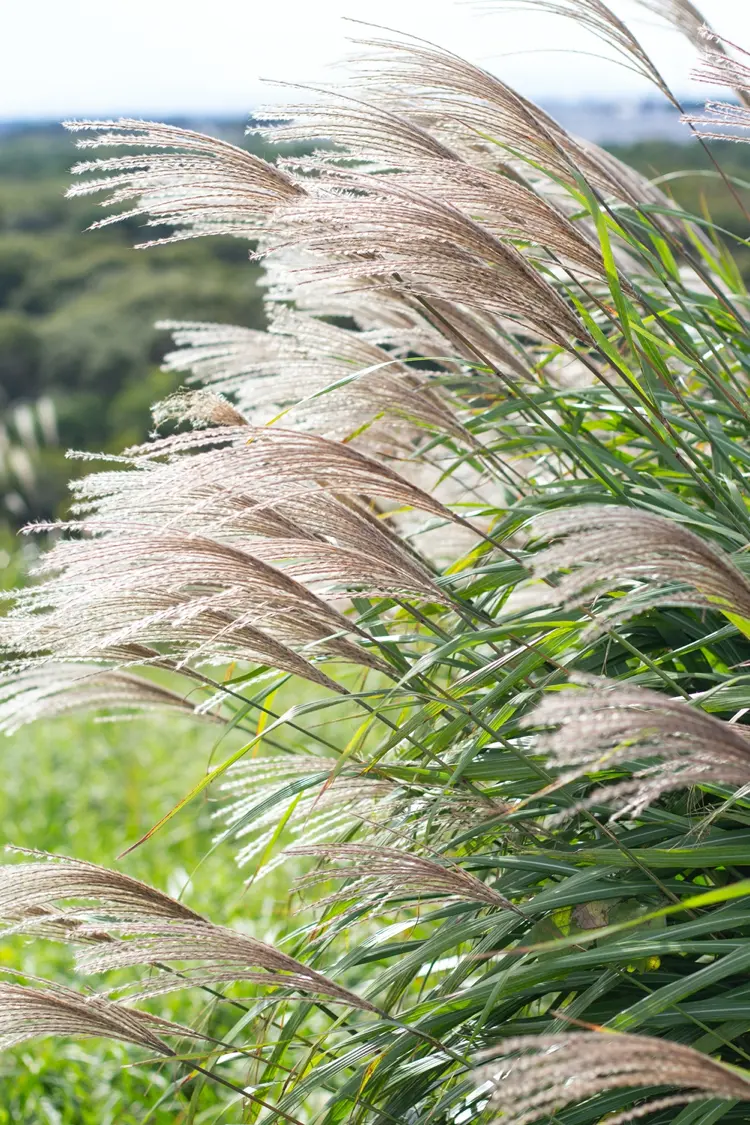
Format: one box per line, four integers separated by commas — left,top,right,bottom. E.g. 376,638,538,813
0,849,202,925
0,664,218,736
64,119,303,245
1,532,383,687
349,33,591,176
151,388,249,430
269,265,537,379
65,445,438,593
386,159,607,281
270,182,588,346
525,677,750,818
157,321,277,396
258,89,460,168
124,424,457,519
478,1032,750,1125
1,408,473,702
290,843,523,913
686,100,750,140
241,538,447,602
687,33,750,133
158,308,469,442
530,505,750,632
0,980,189,1054
222,762,395,876
221,759,507,877
347,33,672,210
0,853,375,1011
76,921,376,1010
262,96,607,282
259,248,515,372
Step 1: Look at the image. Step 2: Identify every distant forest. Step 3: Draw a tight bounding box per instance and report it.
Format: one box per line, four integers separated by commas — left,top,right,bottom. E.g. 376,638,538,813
1,120,750,534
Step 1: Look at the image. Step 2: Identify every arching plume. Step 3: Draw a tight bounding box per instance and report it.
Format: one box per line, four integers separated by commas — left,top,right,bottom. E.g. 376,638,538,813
478,1032,750,1125
269,182,589,346
530,505,750,632
291,843,523,913
0,980,193,1054
0,852,376,1012
0,665,218,736
686,33,750,131
525,677,750,818
64,119,303,244
158,308,470,443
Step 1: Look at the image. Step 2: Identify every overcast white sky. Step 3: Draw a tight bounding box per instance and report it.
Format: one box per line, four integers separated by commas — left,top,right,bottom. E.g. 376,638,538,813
3,0,750,120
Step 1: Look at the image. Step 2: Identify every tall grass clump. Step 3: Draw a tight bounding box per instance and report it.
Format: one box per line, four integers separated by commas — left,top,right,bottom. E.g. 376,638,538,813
6,1,750,1120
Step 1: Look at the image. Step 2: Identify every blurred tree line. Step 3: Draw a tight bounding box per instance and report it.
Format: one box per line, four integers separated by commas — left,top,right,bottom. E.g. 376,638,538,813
1,122,750,544
0,120,271,538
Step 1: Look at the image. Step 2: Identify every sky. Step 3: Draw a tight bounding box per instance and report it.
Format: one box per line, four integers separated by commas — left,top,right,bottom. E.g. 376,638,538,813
3,0,750,121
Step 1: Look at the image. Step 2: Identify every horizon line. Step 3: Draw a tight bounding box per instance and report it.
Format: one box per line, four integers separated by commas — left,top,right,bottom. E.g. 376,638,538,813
0,94,714,129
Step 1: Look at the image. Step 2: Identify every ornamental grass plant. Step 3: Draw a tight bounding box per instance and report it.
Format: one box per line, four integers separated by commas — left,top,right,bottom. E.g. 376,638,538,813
5,1,750,1121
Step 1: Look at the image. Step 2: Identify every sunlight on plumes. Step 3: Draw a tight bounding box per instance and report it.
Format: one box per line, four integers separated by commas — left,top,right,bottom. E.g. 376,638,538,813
4,1,750,1118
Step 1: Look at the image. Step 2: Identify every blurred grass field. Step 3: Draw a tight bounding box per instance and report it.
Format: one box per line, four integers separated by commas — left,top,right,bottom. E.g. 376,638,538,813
0,711,287,1123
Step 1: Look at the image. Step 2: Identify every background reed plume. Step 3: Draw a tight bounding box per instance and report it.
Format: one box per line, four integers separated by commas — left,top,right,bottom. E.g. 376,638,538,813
5,1,750,1121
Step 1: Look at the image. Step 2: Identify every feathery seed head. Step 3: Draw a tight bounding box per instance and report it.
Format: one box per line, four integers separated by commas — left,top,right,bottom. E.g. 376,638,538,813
0,853,376,1011
525,676,750,818
152,389,249,430
530,505,750,632
258,90,460,169
0,665,218,736
478,1032,750,1125
269,183,589,346
0,849,203,927
158,309,468,443
291,843,523,913
346,32,670,209
64,119,303,245
0,980,186,1054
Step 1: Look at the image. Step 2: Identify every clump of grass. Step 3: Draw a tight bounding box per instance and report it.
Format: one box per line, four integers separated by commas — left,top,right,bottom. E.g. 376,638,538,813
6,2,750,1122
